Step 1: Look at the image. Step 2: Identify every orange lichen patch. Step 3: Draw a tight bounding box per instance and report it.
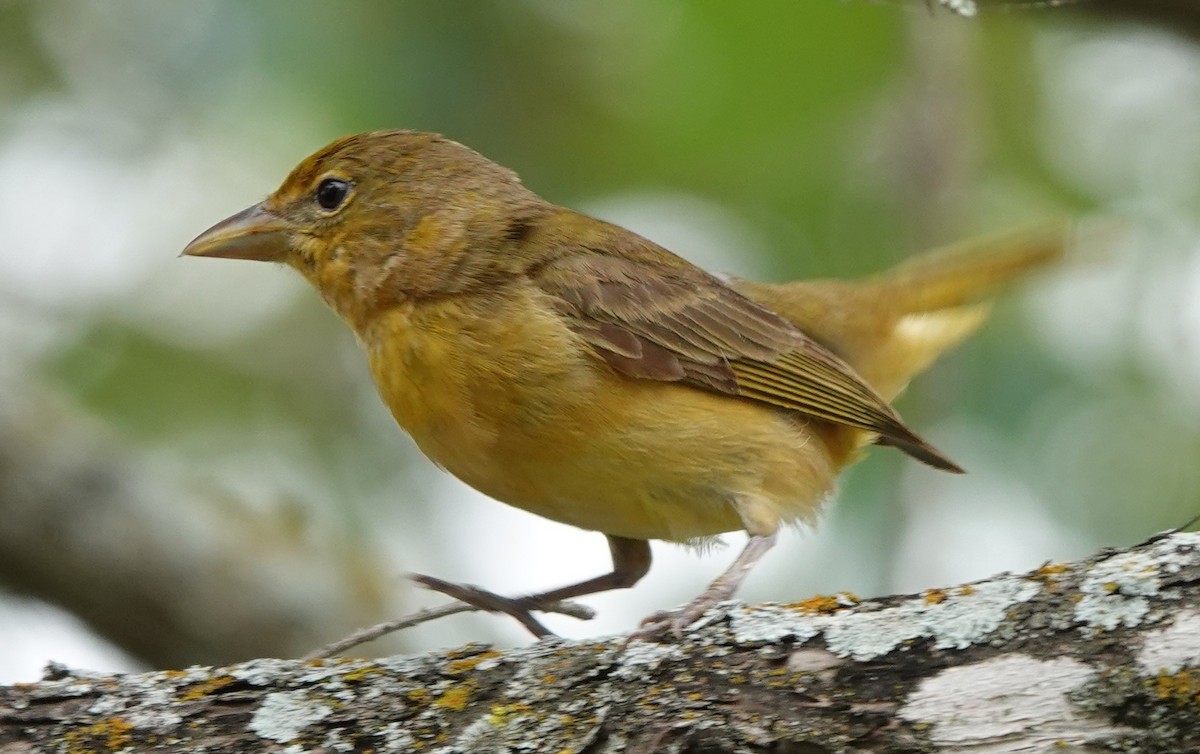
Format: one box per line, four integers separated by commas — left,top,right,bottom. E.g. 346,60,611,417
64,717,133,753
1152,670,1200,705
637,684,669,710
487,701,534,727
106,719,134,749
542,675,557,685
407,687,431,705
178,675,237,701
341,666,381,683
786,592,860,614
1033,562,1069,581
957,584,976,596
923,588,949,605
434,682,475,712
446,650,501,675
487,704,511,728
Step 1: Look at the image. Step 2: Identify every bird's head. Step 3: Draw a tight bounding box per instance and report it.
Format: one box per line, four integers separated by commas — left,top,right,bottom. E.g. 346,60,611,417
183,130,544,327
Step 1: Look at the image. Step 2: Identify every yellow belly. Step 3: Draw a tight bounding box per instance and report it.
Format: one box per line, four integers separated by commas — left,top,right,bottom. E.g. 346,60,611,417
363,295,852,542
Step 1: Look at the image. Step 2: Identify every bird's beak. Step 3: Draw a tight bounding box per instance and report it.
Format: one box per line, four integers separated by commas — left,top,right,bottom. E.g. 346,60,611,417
181,202,292,262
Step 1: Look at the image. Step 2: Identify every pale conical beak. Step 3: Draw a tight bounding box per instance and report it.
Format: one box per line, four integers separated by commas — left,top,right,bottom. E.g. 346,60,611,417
181,202,292,262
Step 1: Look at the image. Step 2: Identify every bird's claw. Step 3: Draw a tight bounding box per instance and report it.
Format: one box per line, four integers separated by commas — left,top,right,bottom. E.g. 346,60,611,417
625,596,724,643
410,573,596,638
411,573,557,637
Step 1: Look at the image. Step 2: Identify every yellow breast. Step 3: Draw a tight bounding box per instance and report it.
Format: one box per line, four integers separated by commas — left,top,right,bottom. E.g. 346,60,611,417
359,287,846,542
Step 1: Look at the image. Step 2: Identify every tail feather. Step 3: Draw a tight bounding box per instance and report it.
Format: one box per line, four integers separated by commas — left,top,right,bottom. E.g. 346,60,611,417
735,221,1068,400
877,222,1069,313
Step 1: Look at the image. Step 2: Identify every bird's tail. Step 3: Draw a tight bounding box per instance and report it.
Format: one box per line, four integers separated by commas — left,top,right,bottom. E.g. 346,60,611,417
732,222,1069,401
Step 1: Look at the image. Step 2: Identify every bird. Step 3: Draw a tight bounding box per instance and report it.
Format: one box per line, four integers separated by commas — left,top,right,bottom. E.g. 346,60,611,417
183,129,1064,639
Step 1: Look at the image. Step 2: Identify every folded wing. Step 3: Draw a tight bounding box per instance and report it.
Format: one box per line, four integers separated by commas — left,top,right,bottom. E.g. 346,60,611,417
532,242,961,473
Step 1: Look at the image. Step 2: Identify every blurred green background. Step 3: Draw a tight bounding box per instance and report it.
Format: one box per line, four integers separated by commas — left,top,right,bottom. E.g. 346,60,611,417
2,0,1199,681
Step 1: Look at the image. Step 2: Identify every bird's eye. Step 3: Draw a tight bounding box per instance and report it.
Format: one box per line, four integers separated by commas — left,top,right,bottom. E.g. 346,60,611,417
315,178,350,211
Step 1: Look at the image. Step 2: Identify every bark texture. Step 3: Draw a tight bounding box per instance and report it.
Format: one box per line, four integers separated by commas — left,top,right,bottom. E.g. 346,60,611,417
3,531,1200,753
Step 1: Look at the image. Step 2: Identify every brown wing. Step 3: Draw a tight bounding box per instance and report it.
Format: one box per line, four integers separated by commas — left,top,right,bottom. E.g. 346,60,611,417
533,245,962,473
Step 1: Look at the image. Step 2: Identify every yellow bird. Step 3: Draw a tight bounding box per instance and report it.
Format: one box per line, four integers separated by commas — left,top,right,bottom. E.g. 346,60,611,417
184,130,1064,638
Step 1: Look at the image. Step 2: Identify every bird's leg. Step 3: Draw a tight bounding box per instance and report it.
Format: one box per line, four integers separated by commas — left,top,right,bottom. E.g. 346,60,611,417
408,575,566,638
632,531,778,641
412,535,652,638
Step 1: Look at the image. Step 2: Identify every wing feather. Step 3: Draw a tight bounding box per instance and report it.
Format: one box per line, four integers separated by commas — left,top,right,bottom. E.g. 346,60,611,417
532,241,961,472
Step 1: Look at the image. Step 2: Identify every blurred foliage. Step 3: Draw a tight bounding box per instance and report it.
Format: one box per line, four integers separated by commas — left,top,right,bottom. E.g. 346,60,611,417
3,0,1200,678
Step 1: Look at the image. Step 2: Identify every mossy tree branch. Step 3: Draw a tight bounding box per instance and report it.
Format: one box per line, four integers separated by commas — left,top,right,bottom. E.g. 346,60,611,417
3,531,1199,753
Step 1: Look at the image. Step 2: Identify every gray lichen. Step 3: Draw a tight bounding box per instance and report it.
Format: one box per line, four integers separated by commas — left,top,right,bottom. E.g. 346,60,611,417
3,532,1200,753
727,575,1040,660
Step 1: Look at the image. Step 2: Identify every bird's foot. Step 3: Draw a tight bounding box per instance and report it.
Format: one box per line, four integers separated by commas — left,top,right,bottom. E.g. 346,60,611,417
626,580,737,643
628,532,776,642
410,574,595,638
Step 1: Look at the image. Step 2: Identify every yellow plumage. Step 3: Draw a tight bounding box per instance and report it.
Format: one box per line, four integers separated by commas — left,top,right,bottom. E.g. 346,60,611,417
183,130,1066,637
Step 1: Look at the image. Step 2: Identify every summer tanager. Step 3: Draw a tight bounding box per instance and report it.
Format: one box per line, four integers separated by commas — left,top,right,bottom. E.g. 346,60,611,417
183,130,1064,638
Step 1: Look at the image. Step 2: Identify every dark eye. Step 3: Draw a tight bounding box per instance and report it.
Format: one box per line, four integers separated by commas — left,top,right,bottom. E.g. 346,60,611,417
315,178,350,211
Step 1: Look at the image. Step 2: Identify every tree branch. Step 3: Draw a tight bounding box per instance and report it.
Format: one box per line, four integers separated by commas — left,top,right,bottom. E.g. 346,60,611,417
928,0,1200,45
0,378,405,668
4,531,1199,752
